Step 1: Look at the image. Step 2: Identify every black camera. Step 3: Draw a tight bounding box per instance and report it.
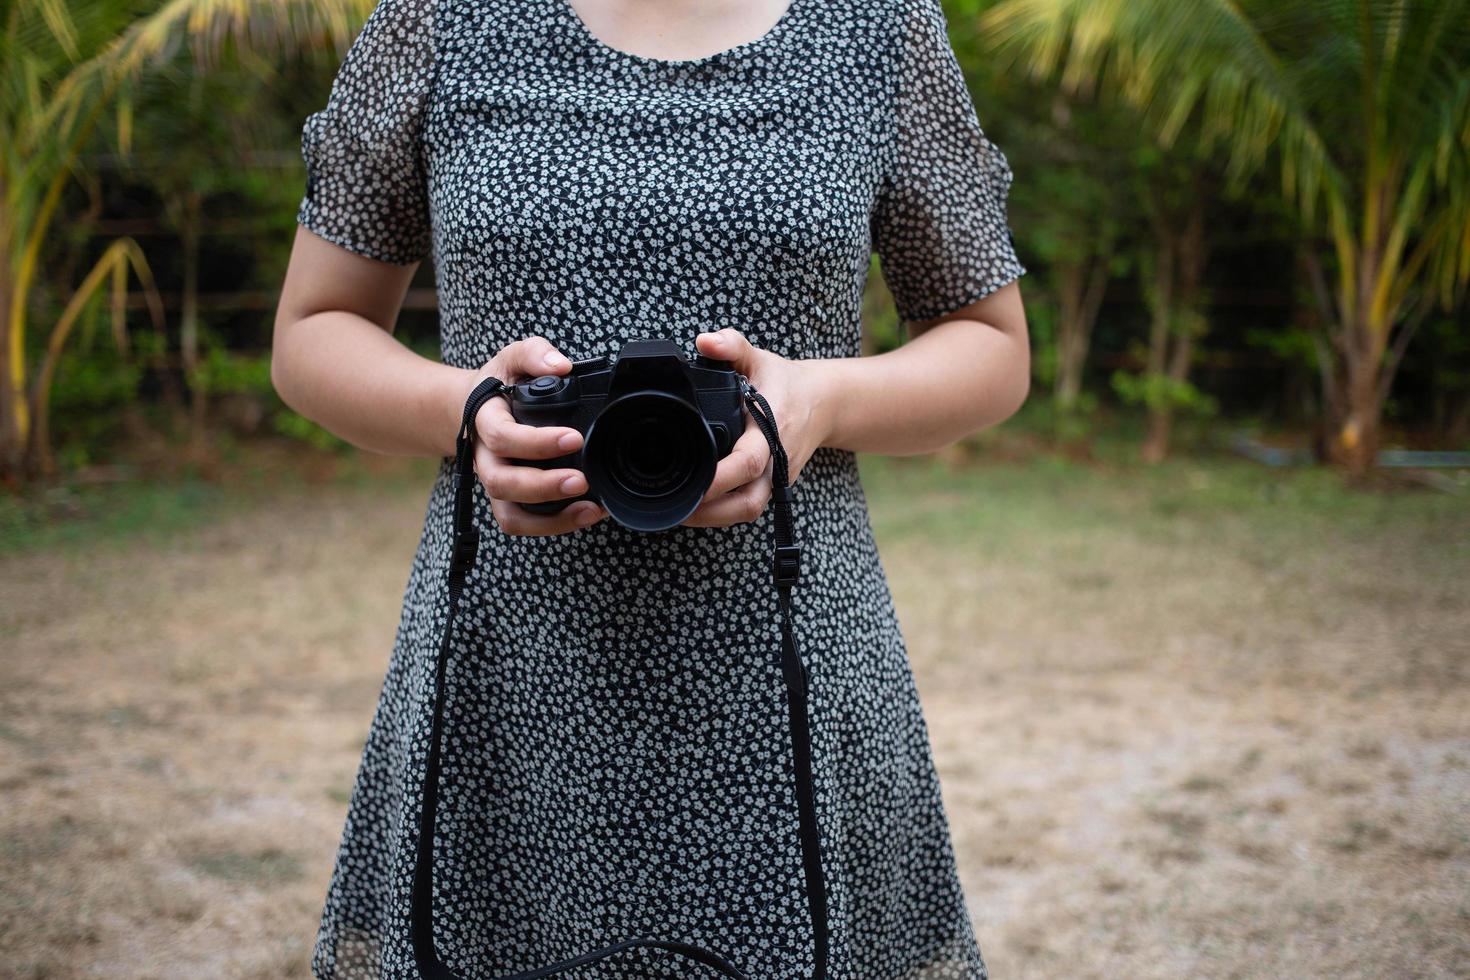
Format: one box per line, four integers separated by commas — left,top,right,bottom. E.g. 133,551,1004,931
507,338,746,532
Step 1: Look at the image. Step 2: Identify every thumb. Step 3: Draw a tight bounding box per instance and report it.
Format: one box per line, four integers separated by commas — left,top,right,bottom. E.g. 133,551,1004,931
695,327,755,368
506,335,571,378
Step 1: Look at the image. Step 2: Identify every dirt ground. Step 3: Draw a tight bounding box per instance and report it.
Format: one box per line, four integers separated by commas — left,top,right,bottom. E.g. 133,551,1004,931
2,454,1467,979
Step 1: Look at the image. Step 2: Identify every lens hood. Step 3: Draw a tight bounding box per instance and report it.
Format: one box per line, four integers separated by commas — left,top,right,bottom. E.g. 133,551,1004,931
582,390,717,532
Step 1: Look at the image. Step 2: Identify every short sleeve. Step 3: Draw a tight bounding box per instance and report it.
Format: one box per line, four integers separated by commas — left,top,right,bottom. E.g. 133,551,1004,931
870,0,1026,323
296,0,438,265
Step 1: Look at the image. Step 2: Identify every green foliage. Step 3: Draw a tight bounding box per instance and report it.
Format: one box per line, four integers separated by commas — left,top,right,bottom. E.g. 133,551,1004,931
863,256,905,354
195,345,273,398
1025,299,1059,387
49,351,143,412
271,410,347,452
7,0,1469,481
1052,390,1100,442
1018,386,1102,442
1246,323,1317,370
1111,369,1217,418
983,0,1470,470
1,0,374,481
47,347,145,470
196,343,346,450
950,1,1145,269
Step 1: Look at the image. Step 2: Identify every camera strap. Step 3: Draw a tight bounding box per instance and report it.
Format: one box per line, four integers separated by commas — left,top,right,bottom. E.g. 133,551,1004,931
410,374,829,980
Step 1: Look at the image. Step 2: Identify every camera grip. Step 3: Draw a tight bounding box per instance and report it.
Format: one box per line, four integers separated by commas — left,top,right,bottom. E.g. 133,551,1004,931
505,376,597,515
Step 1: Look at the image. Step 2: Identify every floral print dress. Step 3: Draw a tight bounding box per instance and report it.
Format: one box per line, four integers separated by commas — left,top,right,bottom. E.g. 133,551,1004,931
295,0,1025,975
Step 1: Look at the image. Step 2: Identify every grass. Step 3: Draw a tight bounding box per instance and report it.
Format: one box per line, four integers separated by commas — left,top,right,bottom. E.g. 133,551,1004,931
0,440,439,557
1,438,1467,978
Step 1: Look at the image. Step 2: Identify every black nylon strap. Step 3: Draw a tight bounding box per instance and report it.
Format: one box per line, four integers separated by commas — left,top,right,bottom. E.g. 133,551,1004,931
410,373,828,979
742,382,829,977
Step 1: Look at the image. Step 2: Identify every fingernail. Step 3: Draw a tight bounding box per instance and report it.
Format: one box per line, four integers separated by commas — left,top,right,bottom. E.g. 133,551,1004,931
546,352,569,368
558,431,580,451
577,506,600,525
560,475,583,494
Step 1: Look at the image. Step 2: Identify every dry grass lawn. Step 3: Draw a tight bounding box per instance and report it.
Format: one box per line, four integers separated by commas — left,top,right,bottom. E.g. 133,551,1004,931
2,451,1467,978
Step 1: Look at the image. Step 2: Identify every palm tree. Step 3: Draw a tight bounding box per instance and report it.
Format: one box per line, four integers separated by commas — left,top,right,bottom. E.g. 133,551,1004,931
2,0,372,481
983,0,1470,474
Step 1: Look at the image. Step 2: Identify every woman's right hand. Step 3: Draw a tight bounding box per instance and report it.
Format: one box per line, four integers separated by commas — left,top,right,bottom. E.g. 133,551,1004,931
463,336,609,536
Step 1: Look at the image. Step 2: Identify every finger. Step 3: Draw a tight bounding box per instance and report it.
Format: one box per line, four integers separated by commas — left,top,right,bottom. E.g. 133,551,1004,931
693,327,754,370
491,498,608,537
501,334,572,379
478,452,589,504
476,397,584,460
683,470,772,527
701,422,771,502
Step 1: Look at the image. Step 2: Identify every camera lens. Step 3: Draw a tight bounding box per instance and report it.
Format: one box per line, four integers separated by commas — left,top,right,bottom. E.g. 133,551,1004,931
610,414,693,497
583,391,717,532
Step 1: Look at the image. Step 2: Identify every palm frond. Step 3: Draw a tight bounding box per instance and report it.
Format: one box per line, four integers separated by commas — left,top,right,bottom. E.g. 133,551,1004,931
983,0,1345,217
982,0,1470,310
33,0,372,148
28,237,164,475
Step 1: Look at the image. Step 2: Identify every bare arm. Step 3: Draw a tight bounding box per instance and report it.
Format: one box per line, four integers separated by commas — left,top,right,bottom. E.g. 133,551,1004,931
270,227,610,534
682,280,1028,525
810,280,1029,455
270,226,471,458
273,226,1027,533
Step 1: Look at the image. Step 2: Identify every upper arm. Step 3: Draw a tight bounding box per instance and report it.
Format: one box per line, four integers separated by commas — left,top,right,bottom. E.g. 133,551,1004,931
294,0,439,266
275,226,419,336
904,278,1026,344
275,0,437,338
870,0,1026,326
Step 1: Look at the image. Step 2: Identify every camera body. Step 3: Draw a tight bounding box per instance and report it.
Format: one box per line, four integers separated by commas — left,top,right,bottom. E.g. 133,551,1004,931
507,338,746,532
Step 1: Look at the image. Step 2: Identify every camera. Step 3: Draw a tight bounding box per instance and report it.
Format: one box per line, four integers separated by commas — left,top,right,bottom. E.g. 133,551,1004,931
506,338,746,532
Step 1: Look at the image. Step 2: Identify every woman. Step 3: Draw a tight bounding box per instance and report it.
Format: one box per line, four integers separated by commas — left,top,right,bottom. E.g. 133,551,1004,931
271,0,1029,975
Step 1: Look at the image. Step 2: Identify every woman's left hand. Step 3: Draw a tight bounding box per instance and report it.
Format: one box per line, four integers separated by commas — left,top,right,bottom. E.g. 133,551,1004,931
681,327,829,528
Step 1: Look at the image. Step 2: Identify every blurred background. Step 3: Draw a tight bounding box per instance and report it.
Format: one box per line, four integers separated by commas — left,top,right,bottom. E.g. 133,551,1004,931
1,0,1466,977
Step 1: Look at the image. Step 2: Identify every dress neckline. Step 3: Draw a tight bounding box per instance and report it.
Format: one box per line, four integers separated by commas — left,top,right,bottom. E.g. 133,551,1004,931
554,0,805,70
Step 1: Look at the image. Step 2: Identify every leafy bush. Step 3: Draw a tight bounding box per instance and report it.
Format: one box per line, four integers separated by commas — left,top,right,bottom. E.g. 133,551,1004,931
198,343,346,450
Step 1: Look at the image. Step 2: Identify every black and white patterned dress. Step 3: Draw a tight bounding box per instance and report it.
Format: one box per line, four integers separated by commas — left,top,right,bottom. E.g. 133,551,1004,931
295,0,1024,976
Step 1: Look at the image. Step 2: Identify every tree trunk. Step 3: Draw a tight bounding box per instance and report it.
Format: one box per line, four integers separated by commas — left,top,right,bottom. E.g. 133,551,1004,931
1325,307,1408,477
1139,400,1172,460
1139,238,1174,463
181,193,206,459
1054,258,1108,411
0,341,20,481
1320,232,1413,478
1141,175,1207,464
1145,305,1199,463
0,186,24,482
1328,364,1382,475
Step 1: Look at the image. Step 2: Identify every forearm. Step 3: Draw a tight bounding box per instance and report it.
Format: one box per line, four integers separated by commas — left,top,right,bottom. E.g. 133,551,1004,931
808,314,1030,456
270,310,474,459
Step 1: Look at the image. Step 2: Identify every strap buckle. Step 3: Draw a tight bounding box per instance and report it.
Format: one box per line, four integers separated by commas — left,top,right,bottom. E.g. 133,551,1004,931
773,543,802,587
451,529,479,578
